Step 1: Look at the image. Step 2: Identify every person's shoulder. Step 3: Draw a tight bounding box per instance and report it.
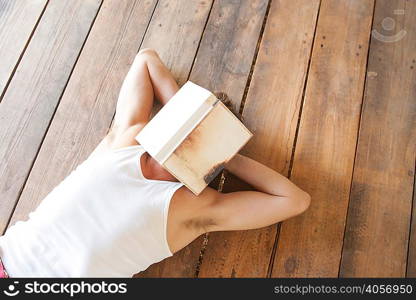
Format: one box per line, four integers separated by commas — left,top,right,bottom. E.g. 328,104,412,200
106,124,146,150
169,185,221,236
173,185,219,203
170,186,220,219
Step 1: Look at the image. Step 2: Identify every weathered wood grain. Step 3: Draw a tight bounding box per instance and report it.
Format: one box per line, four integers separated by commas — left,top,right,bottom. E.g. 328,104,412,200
0,0,102,234
139,0,269,277
271,0,375,277
0,0,410,280
340,0,416,277
0,0,48,99
198,0,320,277
190,0,269,113
408,173,416,278
7,0,157,226
140,0,213,86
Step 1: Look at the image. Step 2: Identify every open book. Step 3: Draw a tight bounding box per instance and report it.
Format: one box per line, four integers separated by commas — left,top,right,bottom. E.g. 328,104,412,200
136,81,252,195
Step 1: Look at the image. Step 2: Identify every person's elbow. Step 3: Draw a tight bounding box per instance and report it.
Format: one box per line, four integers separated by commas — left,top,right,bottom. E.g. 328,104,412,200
293,190,311,215
136,48,159,61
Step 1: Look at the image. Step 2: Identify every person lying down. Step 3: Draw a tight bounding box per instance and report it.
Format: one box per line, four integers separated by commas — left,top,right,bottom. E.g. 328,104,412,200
0,49,310,278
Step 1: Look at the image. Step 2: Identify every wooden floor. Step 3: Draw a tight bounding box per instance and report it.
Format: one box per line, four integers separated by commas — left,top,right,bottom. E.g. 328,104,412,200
0,0,415,277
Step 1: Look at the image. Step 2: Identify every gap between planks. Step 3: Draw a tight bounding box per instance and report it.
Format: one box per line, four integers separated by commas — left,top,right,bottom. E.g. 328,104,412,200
194,0,273,277
106,0,161,135
180,0,216,278
0,0,50,102
406,162,416,277
238,0,273,117
105,0,214,276
265,0,323,278
337,0,377,278
2,0,105,234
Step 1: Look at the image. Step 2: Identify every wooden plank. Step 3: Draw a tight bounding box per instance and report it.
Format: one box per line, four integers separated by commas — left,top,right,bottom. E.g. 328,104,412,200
7,0,157,227
408,174,416,278
138,0,269,278
190,0,269,113
198,0,320,277
0,0,102,234
271,0,374,277
0,0,48,99
140,0,213,86
340,0,416,277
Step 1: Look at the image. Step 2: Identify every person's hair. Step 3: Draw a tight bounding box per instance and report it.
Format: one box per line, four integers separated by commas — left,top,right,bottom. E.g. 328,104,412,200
214,92,244,122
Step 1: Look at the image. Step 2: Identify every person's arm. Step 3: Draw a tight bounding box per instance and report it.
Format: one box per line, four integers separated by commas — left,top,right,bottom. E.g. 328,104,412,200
111,48,179,137
92,49,178,154
199,154,310,232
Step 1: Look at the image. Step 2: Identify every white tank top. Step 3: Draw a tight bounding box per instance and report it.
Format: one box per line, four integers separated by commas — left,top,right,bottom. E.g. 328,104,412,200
0,145,184,277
